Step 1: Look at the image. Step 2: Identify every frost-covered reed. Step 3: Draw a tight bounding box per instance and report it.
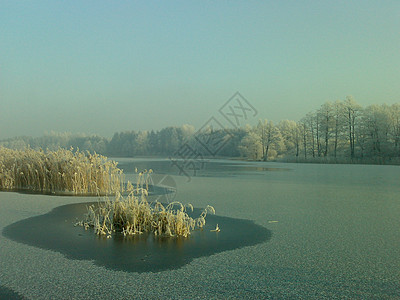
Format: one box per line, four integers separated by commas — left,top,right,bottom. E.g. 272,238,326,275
0,147,124,195
80,187,215,238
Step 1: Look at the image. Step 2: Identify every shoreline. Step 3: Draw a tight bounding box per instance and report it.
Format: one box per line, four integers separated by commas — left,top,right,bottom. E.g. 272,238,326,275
111,154,400,166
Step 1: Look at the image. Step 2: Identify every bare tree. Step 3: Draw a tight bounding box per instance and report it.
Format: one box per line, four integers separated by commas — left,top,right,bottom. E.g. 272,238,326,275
299,118,309,159
278,120,301,157
332,100,345,158
305,113,316,158
343,96,361,159
256,120,284,161
318,102,334,157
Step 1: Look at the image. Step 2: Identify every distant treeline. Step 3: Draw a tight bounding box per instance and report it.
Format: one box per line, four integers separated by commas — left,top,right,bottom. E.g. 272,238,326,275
0,133,109,154
240,97,400,164
0,127,246,158
2,97,400,164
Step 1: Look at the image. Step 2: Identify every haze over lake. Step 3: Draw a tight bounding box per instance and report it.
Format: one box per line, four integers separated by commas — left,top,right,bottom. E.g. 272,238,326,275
1,2,400,139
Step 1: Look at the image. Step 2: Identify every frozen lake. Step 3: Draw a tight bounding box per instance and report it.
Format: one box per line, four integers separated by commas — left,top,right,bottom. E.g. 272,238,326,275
1,159,400,298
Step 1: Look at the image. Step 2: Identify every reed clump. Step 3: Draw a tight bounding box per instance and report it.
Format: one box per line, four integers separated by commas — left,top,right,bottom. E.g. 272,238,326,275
80,184,215,238
0,147,124,195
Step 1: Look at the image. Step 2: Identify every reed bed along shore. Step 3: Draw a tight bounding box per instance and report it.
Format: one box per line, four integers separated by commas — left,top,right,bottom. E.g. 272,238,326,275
0,147,124,195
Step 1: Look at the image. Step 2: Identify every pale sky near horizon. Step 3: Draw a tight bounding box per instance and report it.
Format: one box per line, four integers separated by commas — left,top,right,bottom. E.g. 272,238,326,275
1,1,399,139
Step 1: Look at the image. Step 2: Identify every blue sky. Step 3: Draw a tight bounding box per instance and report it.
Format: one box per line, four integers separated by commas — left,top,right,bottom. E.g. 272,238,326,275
1,1,399,139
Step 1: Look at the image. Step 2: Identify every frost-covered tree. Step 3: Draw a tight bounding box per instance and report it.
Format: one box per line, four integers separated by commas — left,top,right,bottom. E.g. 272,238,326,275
318,102,334,157
343,96,362,158
256,120,285,161
278,120,300,157
239,131,263,160
362,104,392,158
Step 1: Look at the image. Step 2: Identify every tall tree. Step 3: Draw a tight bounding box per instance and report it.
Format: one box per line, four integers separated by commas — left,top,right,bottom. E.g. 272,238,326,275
299,118,309,159
343,96,361,159
318,102,334,157
332,100,345,158
239,131,263,160
389,104,400,157
279,120,300,157
305,113,316,158
256,120,284,161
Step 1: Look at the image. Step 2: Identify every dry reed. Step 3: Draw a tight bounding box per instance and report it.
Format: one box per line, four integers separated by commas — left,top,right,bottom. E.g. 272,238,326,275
0,147,124,195
79,184,215,238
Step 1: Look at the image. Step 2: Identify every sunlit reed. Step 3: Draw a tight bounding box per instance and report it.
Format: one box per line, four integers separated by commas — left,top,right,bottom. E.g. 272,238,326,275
79,187,215,238
0,147,124,195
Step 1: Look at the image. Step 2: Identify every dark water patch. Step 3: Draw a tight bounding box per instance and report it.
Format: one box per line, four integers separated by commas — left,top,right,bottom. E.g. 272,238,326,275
3,202,270,273
0,187,102,197
118,159,291,177
0,285,25,300
0,183,172,197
